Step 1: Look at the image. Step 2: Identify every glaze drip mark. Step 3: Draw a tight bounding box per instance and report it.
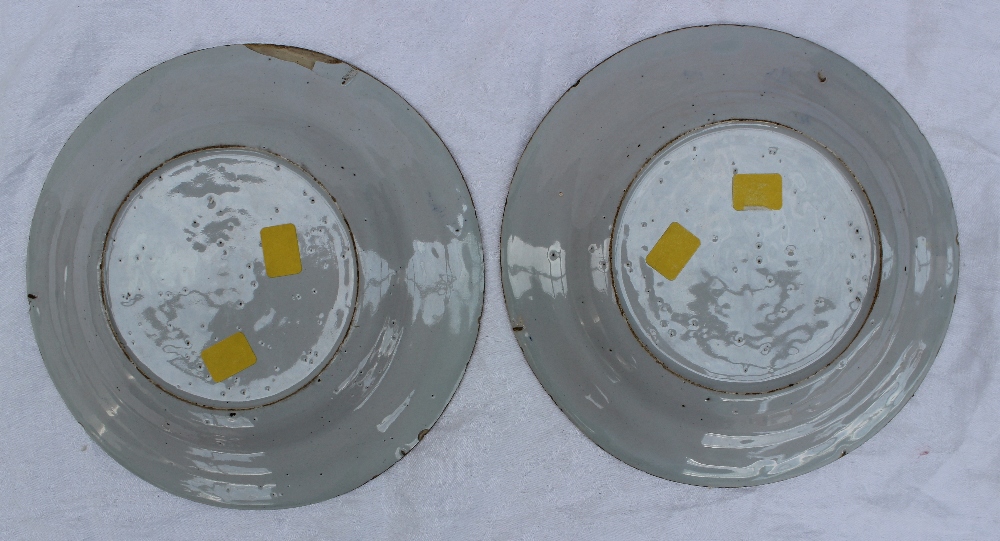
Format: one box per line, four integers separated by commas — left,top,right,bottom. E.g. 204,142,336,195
341,69,359,86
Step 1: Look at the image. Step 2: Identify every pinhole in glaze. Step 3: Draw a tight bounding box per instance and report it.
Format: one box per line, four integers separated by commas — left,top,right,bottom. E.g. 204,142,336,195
501,26,958,487
28,45,484,508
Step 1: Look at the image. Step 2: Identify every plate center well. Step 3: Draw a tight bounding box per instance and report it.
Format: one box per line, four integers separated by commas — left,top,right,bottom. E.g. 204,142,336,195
103,147,357,407
611,121,879,393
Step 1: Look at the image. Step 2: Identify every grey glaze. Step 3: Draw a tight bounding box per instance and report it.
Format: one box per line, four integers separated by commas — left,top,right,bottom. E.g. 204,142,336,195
28,45,484,508
612,121,879,394
502,26,958,487
104,148,357,407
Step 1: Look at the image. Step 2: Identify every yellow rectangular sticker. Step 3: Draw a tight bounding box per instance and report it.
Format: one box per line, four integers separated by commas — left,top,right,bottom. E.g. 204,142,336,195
733,173,782,210
260,223,302,278
201,332,257,382
645,222,701,281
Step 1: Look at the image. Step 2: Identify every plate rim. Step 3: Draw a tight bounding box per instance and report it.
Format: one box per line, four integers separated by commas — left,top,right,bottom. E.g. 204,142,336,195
500,23,959,487
27,43,486,508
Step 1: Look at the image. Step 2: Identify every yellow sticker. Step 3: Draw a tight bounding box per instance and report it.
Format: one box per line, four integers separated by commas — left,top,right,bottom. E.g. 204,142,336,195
733,173,782,210
260,223,302,278
201,332,257,382
645,222,701,281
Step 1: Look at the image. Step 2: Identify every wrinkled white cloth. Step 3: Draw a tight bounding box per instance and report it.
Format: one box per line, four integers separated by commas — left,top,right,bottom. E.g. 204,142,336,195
1,1,998,539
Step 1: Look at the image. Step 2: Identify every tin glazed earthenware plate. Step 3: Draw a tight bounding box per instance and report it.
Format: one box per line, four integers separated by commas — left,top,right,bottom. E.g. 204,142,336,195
28,44,484,508
502,25,958,486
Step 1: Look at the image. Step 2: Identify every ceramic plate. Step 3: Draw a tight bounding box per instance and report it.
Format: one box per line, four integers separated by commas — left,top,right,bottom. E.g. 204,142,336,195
28,44,484,508
502,25,958,486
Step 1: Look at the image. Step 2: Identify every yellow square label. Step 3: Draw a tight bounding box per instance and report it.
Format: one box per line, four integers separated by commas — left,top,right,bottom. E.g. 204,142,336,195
645,222,701,281
201,332,257,382
260,223,302,278
733,173,782,210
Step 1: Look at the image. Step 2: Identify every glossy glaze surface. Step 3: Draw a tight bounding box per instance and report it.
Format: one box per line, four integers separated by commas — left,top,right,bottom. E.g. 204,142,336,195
28,45,484,508
104,148,357,406
612,121,878,393
502,26,958,486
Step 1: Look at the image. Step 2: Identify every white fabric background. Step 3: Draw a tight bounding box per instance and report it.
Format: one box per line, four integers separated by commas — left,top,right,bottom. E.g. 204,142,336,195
1,1,998,539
